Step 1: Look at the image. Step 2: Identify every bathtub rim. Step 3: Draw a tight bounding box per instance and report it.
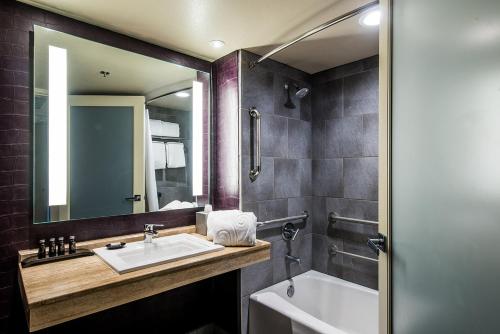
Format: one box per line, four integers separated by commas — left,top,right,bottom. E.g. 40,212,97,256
249,270,379,334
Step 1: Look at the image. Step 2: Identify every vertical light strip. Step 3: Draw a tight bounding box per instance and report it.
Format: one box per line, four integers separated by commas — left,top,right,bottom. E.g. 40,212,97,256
48,45,67,206
192,81,203,196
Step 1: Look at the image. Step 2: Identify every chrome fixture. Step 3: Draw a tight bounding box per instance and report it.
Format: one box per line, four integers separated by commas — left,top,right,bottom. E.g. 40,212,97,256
257,211,309,231
328,244,378,263
249,107,261,182
284,83,310,109
249,1,379,68
143,224,164,243
287,282,295,297
367,233,386,255
328,211,378,226
282,222,299,241
285,254,301,264
328,212,386,256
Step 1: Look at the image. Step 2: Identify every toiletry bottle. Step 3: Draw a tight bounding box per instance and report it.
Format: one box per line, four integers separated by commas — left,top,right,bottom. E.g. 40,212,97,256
69,236,76,254
57,237,65,256
37,239,46,259
48,238,57,257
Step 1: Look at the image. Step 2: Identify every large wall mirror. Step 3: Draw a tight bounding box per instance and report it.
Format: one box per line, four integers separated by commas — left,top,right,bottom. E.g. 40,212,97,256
33,26,210,224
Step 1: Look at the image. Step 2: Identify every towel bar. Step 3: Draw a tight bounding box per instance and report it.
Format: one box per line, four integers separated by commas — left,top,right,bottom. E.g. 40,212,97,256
328,212,378,226
249,107,261,182
328,244,378,263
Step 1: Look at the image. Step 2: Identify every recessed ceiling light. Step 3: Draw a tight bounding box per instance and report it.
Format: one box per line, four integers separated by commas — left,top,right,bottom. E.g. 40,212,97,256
360,9,381,26
175,91,190,98
209,40,225,48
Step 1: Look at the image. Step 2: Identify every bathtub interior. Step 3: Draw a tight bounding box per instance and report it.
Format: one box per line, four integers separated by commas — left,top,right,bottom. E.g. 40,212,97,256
250,270,378,334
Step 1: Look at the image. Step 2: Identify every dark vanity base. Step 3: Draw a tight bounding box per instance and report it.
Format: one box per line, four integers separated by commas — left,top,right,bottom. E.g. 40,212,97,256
32,271,239,334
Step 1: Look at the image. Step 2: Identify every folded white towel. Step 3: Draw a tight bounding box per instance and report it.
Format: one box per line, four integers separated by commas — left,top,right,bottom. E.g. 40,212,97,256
166,142,186,168
152,141,166,169
207,210,257,246
163,121,180,137
149,119,180,137
159,200,195,211
149,119,164,137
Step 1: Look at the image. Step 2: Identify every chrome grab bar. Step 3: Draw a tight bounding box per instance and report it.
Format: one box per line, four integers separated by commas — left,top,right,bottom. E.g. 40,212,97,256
328,212,378,226
328,244,378,263
249,107,261,182
257,212,308,231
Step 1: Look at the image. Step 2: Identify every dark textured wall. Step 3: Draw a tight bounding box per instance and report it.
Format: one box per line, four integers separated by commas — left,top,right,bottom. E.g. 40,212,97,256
311,56,379,290
0,1,211,332
239,50,313,334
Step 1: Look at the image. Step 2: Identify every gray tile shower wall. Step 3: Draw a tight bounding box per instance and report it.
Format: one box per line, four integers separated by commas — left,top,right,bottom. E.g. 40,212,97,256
311,55,379,290
239,50,313,334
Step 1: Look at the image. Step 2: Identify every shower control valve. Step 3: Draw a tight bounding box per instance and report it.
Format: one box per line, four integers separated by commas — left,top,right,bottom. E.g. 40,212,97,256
282,222,299,241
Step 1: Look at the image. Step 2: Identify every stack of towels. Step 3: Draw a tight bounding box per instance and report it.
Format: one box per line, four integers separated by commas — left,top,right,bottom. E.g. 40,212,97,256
152,141,186,169
207,210,257,246
150,119,186,169
150,119,180,138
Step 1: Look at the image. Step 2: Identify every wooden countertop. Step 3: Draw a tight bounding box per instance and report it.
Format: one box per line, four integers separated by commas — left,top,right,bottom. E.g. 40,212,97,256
18,225,270,332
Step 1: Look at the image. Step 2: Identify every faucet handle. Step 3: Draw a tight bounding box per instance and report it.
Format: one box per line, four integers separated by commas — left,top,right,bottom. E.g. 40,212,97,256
282,222,299,241
144,224,164,232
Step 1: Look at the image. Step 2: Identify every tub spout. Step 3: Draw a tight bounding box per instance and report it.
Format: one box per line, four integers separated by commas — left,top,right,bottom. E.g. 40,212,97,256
285,254,301,264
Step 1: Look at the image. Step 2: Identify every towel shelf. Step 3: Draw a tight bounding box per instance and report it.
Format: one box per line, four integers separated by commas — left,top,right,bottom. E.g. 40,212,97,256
328,212,378,226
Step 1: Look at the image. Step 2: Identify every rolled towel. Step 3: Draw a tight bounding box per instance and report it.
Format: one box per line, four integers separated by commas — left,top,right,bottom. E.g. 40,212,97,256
159,200,195,211
208,211,257,246
206,210,241,240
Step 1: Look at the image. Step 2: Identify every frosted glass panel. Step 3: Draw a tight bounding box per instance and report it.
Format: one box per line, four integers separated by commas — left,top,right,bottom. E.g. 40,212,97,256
392,0,500,333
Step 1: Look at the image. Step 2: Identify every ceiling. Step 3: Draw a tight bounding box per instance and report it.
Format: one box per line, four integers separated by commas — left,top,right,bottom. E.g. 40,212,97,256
20,0,379,74
34,26,197,110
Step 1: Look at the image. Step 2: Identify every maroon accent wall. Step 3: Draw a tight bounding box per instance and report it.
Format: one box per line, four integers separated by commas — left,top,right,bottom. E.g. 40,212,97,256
0,1,211,331
212,51,240,210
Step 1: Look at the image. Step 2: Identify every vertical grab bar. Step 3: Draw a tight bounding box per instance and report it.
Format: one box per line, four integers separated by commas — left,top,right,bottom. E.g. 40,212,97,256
249,107,261,182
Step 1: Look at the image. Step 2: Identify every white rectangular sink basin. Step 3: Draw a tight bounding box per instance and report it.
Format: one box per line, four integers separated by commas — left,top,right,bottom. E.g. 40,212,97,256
94,233,224,274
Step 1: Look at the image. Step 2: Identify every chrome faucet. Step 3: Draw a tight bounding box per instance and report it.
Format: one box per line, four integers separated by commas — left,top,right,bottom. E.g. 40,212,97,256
285,254,301,264
143,224,164,243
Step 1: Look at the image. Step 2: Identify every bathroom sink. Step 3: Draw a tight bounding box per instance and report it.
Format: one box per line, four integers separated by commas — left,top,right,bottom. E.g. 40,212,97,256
94,233,224,274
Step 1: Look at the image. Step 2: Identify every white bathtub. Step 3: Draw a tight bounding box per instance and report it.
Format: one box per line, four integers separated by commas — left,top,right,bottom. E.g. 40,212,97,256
249,270,378,334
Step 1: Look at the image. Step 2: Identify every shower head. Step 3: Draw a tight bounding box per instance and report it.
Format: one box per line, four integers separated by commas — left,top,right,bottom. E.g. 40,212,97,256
284,83,310,109
296,87,309,99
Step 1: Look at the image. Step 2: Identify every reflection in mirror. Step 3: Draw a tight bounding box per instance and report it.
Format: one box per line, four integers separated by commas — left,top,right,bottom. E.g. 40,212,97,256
33,26,210,224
